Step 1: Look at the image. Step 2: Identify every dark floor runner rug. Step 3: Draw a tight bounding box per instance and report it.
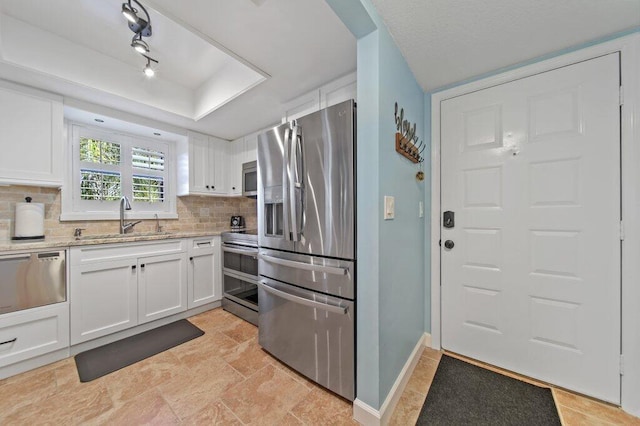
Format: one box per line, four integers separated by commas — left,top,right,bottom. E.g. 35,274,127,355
416,355,561,426
75,319,204,382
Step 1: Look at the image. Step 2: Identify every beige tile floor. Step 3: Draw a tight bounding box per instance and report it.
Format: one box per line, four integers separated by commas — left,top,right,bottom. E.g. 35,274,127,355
389,348,640,426
1,307,638,425
0,308,357,425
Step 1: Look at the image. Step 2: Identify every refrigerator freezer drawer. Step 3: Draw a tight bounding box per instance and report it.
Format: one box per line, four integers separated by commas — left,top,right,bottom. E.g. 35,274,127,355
258,278,354,401
259,249,355,299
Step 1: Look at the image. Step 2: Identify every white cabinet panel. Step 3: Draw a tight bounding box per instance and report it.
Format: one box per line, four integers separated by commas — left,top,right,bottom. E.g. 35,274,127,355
320,73,357,109
0,81,63,187
0,303,69,368
138,253,188,324
244,133,258,163
209,136,228,195
281,72,356,123
188,131,210,194
188,236,221,308
70,258,137,345
228,138,243,196
282,89,320,123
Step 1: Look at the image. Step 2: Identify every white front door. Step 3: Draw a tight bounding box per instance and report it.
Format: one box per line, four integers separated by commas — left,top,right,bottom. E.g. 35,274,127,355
440,53,621,403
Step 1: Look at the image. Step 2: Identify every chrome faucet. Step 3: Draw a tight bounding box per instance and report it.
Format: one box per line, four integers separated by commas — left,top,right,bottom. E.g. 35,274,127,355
120,196,141,234
154,213,163,233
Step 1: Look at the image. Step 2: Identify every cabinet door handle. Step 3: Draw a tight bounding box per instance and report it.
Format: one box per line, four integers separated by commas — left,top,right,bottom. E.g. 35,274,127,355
132,265,136,270
206,185,210,189
0,338,17,345
212,185,215,190
189,257,193,261
140,264,145,268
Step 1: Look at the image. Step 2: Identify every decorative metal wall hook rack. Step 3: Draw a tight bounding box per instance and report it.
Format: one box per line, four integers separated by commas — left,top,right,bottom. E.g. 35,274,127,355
394,102,425,164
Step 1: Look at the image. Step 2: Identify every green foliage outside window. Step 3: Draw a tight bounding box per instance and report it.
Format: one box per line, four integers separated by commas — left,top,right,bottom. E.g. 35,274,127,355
79,138,122,201
80,138,120,165
133,175,164,203
80,170,121,201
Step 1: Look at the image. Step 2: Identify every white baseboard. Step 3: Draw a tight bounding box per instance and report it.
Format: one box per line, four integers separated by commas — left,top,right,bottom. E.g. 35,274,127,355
353,399,381,426
353,332,431,425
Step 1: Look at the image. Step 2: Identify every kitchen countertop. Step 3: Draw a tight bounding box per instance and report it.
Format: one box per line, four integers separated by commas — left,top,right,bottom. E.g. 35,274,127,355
0,230,225,252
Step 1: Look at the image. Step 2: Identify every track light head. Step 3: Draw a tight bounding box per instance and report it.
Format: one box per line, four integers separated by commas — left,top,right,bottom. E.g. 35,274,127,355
121,3,137,23
131,36,149,54
143,64,155,77
142,55,158,77
122,1,152,36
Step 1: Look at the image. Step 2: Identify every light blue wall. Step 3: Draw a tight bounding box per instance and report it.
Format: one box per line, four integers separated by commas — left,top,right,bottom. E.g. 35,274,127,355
377,20,426,401
327,0,427,410
354,28,381,407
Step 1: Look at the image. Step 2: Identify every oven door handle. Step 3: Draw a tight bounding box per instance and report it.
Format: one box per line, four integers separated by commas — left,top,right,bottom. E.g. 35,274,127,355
259,253,347,275
223,246,259,257
258,281,348,315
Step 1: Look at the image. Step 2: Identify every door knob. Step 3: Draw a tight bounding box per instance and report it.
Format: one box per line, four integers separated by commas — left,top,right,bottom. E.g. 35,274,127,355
444,240,454,249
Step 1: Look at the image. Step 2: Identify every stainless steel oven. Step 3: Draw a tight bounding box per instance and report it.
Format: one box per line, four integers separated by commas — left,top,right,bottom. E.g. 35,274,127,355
221,230,258,325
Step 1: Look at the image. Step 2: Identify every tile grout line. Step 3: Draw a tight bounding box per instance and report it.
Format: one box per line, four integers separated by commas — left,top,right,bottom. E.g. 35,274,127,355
220,399,248,425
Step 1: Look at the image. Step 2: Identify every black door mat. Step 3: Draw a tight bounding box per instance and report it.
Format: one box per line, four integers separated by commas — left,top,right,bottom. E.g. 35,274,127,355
416,355,561,425
74,319,204,382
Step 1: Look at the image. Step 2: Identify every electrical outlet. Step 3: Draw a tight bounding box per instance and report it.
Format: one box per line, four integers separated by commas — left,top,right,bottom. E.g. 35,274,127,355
384,196,395,220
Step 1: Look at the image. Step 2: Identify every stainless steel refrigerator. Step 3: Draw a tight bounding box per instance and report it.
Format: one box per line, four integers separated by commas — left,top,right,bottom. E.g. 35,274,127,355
257,99,356,400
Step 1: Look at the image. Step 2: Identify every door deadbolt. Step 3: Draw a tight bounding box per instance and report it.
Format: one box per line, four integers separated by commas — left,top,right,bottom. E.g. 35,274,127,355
443,211,455,228
444,240,455,249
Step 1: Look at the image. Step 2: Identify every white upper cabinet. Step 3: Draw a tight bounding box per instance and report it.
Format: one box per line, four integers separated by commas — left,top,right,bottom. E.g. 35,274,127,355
0,80,63,187
228,137,243,196
178,131,228,196
282,72,356,123
244,133,258,163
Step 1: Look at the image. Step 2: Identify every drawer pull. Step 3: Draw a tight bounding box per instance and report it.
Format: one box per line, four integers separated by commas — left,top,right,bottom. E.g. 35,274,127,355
196,242,211,247
0,338,17,346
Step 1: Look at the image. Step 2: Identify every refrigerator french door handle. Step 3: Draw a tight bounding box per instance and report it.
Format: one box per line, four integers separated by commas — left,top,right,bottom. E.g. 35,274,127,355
258,281,348,314
259,253,348,275
289,123,299,242
282,127,292,241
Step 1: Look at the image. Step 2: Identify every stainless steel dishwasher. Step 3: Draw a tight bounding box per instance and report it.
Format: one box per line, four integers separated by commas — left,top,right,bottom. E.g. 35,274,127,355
0,250,66,315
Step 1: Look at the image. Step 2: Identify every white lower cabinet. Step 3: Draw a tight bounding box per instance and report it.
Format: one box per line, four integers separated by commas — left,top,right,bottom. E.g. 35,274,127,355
70,258,138,344
0,303,69,368
70,240,190,345
138,253,187,324
187,236,221,308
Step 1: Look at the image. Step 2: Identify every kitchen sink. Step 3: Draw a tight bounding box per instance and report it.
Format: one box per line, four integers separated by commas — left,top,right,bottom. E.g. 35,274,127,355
75,231,173,241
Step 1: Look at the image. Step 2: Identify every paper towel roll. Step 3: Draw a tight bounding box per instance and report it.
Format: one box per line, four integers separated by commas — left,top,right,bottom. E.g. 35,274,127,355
14,198,45,239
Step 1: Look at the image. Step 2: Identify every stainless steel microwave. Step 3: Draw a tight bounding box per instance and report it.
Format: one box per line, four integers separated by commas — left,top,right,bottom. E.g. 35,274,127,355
242,161,257,198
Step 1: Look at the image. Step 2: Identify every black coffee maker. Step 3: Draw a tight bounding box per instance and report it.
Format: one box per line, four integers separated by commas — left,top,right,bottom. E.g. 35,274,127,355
230,216,245,229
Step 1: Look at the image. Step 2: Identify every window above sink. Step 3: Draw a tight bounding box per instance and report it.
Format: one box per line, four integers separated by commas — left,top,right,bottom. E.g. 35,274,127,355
61,122,178,221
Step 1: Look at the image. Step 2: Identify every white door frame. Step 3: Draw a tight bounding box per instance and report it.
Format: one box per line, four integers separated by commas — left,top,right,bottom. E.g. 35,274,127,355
430,33,640,415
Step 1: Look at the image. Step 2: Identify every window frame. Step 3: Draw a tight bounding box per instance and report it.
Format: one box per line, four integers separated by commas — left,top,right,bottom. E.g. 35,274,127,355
61,122,178,221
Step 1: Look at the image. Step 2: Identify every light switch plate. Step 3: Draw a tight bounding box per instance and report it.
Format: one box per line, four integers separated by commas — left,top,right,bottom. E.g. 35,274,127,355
384,196,395,220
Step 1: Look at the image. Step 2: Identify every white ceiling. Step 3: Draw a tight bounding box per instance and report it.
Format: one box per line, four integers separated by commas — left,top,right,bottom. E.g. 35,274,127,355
0,0,357,140
371,0,640,92
1,1,635,141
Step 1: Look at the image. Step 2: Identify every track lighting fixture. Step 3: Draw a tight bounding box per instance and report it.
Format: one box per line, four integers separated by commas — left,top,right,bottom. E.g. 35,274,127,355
143,55,158,77
121,0,158,77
